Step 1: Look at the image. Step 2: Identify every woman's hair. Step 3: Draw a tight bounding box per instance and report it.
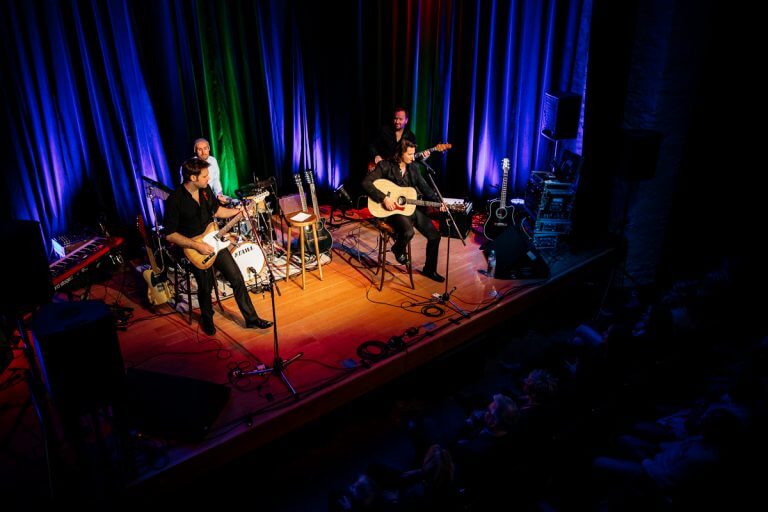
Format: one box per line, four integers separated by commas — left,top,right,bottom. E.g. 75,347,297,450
389,139,417,164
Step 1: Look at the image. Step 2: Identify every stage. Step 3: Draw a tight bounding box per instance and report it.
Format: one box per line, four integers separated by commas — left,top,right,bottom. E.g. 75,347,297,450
1,209,615,499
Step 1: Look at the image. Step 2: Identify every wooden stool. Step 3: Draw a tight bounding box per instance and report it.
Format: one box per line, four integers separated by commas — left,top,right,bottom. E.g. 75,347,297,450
285,212,324,289
375,221,414,291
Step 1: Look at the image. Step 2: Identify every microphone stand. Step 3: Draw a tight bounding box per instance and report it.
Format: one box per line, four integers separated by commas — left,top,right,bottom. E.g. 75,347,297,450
229,195,302,398
410,160,469,317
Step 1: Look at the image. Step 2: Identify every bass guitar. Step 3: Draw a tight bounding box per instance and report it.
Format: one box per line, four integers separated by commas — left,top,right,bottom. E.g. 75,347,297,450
367,142,453,172
183,190,268,270
483,158,512,240
136,214,174,305
304,169,333,255
367,179,466,218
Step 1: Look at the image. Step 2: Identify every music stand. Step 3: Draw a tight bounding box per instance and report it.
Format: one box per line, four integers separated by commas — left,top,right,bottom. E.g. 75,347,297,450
141,176,175,270
229,194,302,398
409,161,469,317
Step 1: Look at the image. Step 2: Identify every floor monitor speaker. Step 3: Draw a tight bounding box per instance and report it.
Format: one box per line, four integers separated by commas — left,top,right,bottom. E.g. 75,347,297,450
487,226,549,279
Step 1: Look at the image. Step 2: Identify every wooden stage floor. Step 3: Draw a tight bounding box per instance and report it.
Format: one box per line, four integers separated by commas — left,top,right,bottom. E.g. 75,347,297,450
1,212,614,497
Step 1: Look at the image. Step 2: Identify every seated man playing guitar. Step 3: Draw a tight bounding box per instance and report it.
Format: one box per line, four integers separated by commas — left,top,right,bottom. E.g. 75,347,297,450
362,139,446,283
164,158,272,336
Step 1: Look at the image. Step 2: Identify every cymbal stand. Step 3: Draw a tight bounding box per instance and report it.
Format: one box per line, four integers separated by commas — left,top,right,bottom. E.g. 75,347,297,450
409,162,469,317
229,203,302,398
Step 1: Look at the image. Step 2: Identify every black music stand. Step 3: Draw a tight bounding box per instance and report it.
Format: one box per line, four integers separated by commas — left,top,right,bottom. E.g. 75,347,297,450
409,162,469,317
141,176,175,270
229,194,302,398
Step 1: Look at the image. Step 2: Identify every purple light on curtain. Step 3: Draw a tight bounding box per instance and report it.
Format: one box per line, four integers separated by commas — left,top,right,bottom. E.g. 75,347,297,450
465,1,484,192
256,1,287,173
76,0,171,226
7,1,83,236
292,25,311,174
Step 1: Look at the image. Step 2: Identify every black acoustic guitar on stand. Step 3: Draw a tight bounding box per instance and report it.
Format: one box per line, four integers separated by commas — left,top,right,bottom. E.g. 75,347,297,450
483,157,512,240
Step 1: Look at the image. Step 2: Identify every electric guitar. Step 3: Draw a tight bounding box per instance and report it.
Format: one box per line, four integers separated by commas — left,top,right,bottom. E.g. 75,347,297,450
483,158,512,240
136,214,174,305
183,190,268,270
367,142,453,172
367,179,466,218
304,169,333,255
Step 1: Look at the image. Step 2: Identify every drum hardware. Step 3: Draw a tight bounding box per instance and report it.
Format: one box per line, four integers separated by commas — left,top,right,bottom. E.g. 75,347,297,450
230,241,266,286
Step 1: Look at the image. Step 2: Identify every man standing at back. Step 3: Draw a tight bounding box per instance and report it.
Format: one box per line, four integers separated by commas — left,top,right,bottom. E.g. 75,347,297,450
180,138,228,204
369,107,429,167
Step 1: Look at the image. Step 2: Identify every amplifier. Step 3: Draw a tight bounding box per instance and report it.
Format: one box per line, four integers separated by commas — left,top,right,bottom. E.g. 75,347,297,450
439,198,473,239
525,171,575,220
533,233,560,250
534,219,572,234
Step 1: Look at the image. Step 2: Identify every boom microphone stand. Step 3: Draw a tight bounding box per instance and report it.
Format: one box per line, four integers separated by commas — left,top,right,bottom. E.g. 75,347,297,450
410,161,469,317
229,195,302,398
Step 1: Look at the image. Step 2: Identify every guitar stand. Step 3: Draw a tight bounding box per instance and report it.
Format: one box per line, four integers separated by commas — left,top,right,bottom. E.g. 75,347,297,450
229,204,302,399
408,165,469,318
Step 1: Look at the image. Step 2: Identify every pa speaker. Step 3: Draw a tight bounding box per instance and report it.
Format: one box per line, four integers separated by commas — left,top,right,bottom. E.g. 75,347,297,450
487,227,549,279
0,220,52,314
617,129,662,180
122,369,231,441
541,91,581,140
32,300,124,413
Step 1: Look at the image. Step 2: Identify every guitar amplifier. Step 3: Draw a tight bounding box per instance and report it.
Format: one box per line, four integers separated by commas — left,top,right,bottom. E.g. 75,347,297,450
439,198,473,239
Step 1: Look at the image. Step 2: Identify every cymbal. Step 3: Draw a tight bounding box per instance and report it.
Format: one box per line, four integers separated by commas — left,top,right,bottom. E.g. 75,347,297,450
141,175,173,194
235,177,276,196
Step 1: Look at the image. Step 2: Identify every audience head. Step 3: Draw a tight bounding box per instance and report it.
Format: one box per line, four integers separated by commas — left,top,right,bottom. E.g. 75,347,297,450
485,393,519,432
421,444,455,489
523,369,559,404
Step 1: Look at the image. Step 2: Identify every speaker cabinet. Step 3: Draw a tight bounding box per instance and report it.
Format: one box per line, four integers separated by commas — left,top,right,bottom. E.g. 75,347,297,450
32,300,124,413
541,91,581,140
123,369,231,441
486,227,549,279
439,211,472,239
0,220,52,314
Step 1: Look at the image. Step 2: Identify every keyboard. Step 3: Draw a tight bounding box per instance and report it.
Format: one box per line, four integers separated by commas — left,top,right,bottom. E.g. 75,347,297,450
50,236,124,290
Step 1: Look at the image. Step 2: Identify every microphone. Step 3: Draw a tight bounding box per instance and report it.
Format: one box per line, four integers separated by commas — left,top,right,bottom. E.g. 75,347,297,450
420,160,437,175
247,267,257,275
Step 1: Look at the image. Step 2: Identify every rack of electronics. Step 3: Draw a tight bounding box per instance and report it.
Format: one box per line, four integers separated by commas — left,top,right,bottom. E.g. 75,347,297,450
523,149,582,250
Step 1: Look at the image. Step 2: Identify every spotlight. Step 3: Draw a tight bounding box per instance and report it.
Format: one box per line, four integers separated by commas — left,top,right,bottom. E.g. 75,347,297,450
329,183,354,227
334,184,353,209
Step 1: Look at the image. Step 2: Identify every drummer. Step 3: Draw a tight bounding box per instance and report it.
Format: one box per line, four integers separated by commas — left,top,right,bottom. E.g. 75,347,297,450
179,138,231,205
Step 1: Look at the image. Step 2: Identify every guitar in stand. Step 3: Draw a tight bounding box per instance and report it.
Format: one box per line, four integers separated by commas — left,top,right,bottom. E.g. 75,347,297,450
367,179,466,218
483,158,512,240
183,190,269,270
137,214,174,306
303,169,333,255
367,143,453,172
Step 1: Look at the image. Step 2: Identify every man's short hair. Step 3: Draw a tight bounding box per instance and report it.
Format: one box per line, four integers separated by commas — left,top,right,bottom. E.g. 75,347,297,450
181,157,210,182
393,106,409,118
193,138,210,151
